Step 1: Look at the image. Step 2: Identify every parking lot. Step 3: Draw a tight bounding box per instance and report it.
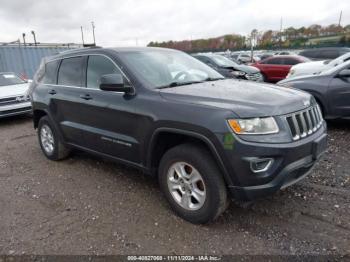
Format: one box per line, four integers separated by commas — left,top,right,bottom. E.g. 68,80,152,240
0,115,349,255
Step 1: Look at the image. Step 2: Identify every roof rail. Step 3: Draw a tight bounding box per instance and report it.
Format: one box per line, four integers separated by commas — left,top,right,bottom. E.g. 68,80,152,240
58,45,102,55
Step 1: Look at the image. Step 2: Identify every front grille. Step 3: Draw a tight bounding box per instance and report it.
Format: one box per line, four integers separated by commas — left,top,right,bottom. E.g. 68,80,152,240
0,95,28,106
245,72,263,81
286,104,323,141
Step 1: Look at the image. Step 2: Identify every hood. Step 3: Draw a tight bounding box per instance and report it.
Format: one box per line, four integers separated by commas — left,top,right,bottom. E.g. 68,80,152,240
278,73,326,84
291,60,329,72
233,64,260,74
159,79,312,118
0,83,30,98
221,64,260,74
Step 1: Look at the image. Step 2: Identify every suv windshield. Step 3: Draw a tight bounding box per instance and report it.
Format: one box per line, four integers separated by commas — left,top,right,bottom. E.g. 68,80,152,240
0,73,26,86
210,55,238,67
119,50,224,89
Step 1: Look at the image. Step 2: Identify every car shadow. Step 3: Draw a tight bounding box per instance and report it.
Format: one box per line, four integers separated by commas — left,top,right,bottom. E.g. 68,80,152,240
0,114,32,127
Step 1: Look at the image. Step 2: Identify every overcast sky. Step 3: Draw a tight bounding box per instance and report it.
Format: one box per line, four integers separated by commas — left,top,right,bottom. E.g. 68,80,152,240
0,0,349,47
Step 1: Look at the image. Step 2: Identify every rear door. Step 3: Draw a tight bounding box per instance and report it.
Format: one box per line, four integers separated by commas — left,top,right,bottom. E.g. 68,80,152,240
76,54,140,163
281,57,300,79
328,64,350,117
50,56,87,146
259,57,287,82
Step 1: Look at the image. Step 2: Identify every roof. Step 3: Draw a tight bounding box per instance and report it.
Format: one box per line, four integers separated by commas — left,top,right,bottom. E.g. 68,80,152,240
45,46,181,62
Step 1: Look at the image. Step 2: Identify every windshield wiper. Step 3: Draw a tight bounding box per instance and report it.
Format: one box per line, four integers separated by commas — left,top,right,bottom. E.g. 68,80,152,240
203,77,225,81
155,78,224,89
156,81,203,89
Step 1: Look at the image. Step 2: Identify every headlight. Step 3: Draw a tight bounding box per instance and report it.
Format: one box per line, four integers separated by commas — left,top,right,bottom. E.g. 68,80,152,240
231,71,246,77
228,117,279,135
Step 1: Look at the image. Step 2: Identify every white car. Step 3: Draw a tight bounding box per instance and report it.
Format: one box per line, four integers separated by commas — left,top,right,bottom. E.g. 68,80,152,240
287,52,350,78
0,72,32,118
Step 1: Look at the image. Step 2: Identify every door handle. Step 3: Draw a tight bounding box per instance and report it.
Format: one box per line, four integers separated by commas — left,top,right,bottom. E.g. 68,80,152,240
48,89,56,95
79,94,93,100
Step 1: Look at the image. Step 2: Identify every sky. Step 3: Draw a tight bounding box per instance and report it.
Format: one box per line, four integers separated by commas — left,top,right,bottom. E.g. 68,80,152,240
0,0,349,47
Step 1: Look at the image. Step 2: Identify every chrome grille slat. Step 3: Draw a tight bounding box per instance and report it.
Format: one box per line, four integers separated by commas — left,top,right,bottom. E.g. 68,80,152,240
285,104,323,141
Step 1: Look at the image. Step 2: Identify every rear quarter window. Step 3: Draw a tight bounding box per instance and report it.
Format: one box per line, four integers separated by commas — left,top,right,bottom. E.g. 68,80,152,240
42,60,60,84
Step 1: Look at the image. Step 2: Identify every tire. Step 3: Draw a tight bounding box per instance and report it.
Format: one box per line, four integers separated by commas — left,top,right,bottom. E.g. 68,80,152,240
261,73,268,82
158,143,228,224
37,116,71,160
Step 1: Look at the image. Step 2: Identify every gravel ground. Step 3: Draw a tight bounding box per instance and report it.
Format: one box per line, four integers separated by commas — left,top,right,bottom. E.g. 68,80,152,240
0,115,349,256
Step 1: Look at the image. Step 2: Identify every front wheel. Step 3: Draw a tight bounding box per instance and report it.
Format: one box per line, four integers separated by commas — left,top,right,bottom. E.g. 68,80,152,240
158,144,228,224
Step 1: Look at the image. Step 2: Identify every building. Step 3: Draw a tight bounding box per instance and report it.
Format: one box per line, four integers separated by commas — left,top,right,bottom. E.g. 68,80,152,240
0,42,81,79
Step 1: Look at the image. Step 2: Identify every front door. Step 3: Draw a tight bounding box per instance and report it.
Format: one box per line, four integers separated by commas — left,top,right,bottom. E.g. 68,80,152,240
76,55,141,164
328,66,350,118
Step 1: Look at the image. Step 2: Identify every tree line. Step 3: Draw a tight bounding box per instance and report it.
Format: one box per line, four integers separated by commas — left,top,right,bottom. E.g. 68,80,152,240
148,23,350,52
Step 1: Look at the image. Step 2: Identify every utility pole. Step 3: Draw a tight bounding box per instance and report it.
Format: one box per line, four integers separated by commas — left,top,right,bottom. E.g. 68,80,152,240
80,26,85,45
31,30,37,46
22,33,26,46
91,21,96,46
279,17,283,48
338,10,342,26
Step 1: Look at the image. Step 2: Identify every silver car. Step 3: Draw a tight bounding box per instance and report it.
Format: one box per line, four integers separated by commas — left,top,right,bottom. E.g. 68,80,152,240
0,72,31,118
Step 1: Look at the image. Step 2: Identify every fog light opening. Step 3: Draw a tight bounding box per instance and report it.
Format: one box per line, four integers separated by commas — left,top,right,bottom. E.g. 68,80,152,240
250,158,273,173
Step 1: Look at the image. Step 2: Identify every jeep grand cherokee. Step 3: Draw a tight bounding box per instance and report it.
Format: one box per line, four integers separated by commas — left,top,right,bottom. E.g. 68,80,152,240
29,47,327,224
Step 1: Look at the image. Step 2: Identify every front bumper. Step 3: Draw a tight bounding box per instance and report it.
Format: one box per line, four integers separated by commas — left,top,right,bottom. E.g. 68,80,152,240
0,102,32,118
216,125,327,201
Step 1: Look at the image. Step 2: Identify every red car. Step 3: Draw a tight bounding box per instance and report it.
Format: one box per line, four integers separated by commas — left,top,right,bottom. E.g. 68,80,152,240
252,55,310,82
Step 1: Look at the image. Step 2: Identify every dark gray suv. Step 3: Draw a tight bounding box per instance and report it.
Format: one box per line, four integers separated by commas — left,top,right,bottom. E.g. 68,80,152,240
29,47,327,223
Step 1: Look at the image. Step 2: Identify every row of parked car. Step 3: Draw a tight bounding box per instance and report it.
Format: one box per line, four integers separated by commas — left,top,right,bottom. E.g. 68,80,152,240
194,47,350,83
191,47,350,120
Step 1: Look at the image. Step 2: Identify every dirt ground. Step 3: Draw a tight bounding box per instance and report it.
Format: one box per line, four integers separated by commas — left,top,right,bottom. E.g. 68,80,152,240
0,115,349,256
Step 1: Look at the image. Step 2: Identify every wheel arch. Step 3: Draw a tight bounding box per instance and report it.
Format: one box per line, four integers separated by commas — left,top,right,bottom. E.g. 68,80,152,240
147,128,232,186
33,109,66,143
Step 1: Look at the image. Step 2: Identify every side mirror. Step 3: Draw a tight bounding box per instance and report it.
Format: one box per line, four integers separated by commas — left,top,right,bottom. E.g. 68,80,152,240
99,74,133,94
337,69,350,78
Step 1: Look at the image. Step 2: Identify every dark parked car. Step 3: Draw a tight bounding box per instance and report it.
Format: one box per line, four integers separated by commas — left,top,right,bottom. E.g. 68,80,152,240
279,60,350,120
193,54,263,81
29,47,327,224
252,55,310,82
299,47,350,61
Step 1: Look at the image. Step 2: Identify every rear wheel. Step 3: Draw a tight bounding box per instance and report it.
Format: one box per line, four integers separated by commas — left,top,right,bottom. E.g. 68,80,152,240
158,143,228,224
38,116,71,160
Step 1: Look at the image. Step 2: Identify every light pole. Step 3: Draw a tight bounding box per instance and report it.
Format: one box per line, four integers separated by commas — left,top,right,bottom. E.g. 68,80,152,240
22,33,26,46
81,26,85,45
91,21,96,46
31,30,37,46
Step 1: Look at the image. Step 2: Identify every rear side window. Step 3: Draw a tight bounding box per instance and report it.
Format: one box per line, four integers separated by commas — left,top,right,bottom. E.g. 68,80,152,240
283,58,300,65
262,58,283,65
58,57,85,87
42,60,60,84
87,55,122,89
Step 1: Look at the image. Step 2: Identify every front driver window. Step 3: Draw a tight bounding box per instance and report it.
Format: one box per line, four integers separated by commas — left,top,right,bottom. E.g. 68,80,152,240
87,55,122,89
